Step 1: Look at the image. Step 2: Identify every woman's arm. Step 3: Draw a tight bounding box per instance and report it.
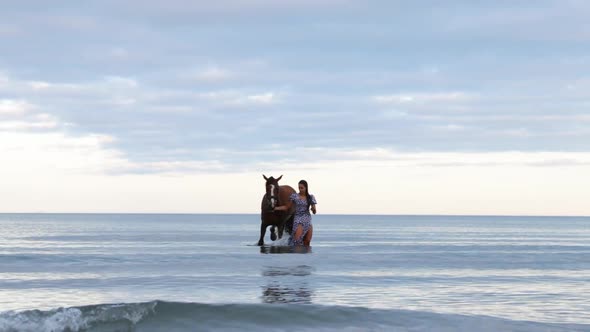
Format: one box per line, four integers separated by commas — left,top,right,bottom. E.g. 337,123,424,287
274,201,293,211
311,204,316,214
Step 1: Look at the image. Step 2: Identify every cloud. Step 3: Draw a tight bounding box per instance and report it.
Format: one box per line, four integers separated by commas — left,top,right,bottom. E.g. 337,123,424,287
431,124,467,132
0,99,33,115
264,148,590,169
0,24,21,36
0,131,130,174
197,90,279,106
5,125,588,176
107,47,130,59
128,146,590,174
3,63,589,163
373,92,476,105
0,72,8,86
0,120,58,130
21,76,138,96
103,0,355,16
0,99,139,175
195,66,234,82
245,92,275,104
103,76,138,88
29,81,52,89
1,0,589,171
140,160,229,173
40,14,98,31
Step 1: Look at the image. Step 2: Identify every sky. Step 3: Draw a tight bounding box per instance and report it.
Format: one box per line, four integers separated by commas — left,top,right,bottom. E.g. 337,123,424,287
1,0,589,215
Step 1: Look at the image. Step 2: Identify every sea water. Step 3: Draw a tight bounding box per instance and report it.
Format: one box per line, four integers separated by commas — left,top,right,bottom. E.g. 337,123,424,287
0,214,589,331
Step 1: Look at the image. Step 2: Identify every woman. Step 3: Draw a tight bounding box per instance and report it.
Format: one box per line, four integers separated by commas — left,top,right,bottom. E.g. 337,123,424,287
274,180,317,246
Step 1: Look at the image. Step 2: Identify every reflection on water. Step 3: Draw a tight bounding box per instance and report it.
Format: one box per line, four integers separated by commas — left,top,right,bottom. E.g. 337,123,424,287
263,265,314,277
261,265,314,304
262,286,313,304
260,245,312,254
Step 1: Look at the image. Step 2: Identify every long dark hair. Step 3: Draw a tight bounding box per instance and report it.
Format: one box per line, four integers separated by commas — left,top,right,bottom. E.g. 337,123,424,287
299,180,312,209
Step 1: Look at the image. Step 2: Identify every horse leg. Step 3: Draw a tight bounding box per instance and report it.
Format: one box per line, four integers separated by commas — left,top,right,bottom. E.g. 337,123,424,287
278,222,285,240
258,222,267,246
285,214,294,235
270,226,277,241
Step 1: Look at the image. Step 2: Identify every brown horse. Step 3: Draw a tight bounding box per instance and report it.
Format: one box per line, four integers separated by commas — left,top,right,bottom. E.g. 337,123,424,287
258,175,295,246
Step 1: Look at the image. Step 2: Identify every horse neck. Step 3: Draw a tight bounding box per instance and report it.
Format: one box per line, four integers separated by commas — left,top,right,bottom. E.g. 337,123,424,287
275,187,283,206
277,185,296,206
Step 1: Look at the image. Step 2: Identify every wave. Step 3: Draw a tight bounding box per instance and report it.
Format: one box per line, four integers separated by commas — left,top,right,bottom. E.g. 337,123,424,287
1,301,588,332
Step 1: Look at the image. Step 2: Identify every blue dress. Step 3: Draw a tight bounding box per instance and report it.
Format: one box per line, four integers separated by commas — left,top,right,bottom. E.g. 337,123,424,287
289,193,317,245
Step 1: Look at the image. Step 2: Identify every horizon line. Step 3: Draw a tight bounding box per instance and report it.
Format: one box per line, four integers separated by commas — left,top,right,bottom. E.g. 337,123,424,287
0,212,588,218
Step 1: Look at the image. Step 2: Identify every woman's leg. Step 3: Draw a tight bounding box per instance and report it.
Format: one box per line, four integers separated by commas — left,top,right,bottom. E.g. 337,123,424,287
303,225,313,246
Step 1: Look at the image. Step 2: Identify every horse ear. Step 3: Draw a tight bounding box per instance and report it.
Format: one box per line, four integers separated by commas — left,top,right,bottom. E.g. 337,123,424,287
277,175,283,181
263,174,268,181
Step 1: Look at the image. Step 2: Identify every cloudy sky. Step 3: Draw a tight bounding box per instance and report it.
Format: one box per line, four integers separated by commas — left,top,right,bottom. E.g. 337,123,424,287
1,0,589,215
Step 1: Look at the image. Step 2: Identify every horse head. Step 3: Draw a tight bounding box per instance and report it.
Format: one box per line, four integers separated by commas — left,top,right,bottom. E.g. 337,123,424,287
263,174,283,210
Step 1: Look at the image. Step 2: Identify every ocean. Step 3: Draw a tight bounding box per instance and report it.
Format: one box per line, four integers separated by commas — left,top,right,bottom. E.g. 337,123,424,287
0,213,588,331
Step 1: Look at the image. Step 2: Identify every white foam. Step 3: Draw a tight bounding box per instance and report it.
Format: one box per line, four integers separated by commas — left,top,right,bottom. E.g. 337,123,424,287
269,234,292,246
0,302,156,332
0,308,85,332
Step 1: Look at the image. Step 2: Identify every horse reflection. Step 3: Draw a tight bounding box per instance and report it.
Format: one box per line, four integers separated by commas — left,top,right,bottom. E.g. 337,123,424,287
262,286,313,304
260,245,312,254
263,265,314,277
261,265,314,304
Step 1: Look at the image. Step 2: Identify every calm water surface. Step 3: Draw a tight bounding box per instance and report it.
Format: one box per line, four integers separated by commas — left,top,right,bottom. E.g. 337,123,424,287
0,214,589,331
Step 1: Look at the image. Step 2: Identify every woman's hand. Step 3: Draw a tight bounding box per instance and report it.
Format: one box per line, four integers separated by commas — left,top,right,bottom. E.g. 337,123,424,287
311,206,316,214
